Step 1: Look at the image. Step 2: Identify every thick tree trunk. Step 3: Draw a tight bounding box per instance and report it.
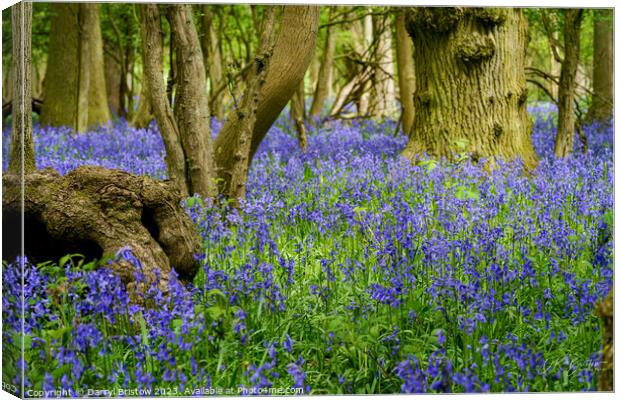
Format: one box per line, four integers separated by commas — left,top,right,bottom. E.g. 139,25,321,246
554,9,583,158
139,4,189,197
395,10,415,137
2,167,201,291
597,289,613,391
213,6,320,188
40,4,109,131
166,5,216,198
372,11,396,118
9,1,35,175
40,4,86,130
402,8,537,170
586,9,613,125
85,4,111,127
309,7,337,117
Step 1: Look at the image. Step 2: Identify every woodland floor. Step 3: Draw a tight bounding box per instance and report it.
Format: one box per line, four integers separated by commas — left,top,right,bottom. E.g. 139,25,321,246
1,103,614,394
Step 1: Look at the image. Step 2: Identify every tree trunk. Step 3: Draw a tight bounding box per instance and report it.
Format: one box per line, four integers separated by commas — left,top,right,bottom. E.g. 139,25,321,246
355,12,374,116
213,6,320,186
219,6,278,204
309,7,337,117
586,9,613,125
291,77,308,151
85,4,111,127
9,1,35,175
395,10,415,137
130,39,154,128
166,4,216,198
554,9,583,158
130,77,154,129
40,4,109,131
3,58,12,106
139,4,189,197
201,5,225,120
104,52,123,117
372,11,396,118
40,3,86,130
32,61,45,100
402,8,537,171
2,167,201,292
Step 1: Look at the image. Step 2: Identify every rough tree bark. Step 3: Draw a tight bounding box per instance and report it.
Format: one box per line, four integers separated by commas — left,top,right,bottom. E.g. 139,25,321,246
309,7,337,118
402,8,538,170
372,10,396,118
9,1,34,175
2,167,201,292
395,9,415,137
139,4,189,197
586,9,613,125
216,6,278,203
40,3,109,131
554,9,583,158
166,4,216,198
213,5,320,189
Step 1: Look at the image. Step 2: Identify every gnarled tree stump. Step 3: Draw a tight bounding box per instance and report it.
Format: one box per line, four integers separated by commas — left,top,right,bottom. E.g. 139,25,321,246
2,166,201,291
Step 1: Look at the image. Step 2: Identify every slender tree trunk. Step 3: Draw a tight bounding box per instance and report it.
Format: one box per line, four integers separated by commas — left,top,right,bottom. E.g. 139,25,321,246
9,1,34,175
166,5,216,198
310,7,337,117
130,75,154,129
130,40,154,128
395,10,415,137
357,12,373,115
201,5,225,120
549,31,562,99
32,61,45,100
104,52,122,117
222,6,278,204
586,9,613,125
291,77,308,151
139,4,188,196
3,59,12,105
555,9,583,158
402,8,537,170
372,11,396,118
213,6,320,187
309,53,321,101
